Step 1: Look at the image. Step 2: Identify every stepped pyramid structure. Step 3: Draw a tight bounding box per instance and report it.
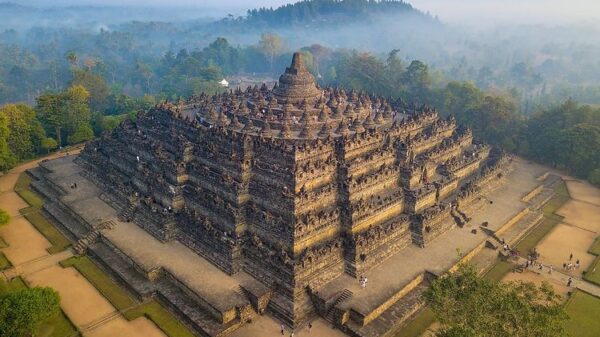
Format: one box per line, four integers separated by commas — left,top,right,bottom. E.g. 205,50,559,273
76,52,510,334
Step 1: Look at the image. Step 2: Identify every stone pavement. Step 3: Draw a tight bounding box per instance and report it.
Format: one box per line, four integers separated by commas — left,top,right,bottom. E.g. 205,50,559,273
512,256,600,298
1,249,73,280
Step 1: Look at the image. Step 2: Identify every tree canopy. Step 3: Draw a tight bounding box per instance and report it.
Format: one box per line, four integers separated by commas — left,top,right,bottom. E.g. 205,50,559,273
0,287,61,337
424,264,568,337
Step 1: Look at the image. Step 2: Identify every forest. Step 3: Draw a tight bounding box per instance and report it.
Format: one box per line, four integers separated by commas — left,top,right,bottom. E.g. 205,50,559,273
0,0,599,185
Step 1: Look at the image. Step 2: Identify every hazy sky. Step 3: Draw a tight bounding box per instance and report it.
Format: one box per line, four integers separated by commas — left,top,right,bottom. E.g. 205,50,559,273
17,0,600,25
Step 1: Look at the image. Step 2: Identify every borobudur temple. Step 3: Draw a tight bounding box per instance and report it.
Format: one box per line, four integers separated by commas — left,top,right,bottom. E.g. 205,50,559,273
74,52,511,333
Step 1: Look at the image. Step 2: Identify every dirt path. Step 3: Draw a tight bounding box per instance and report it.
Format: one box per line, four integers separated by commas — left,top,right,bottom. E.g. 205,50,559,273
0,150,166,337
504,177,600,299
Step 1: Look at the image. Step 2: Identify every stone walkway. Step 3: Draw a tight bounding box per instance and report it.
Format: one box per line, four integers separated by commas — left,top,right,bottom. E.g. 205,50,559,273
512,256,600,298
1,249,73,280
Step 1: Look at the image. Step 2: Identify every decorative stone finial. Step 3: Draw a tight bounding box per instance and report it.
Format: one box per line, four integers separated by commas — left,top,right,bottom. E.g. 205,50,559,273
374,110,384,124
216,111,230,127
363,114,375,130
242,119,255,132
318,108,329,122
260,121,273,137
336,119,350,135
230,114,243,129
318,122,331,138
298,120,313,139
280,120,292,138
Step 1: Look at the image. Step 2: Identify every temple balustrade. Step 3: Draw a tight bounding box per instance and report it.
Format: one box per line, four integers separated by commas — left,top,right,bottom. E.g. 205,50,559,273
349,188,404,226
411,202,453,246
434,175,459,201
405,184,437,213
347,213,411,275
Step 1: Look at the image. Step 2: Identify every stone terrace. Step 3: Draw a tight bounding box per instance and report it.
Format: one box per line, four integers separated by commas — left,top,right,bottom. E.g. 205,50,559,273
36,156,253,333
314,157,549,334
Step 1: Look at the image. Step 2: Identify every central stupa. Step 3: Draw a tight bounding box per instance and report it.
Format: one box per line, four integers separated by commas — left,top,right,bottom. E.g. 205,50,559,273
272,52,322,104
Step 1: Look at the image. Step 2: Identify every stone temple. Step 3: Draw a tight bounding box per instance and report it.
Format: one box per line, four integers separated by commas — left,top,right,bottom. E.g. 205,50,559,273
37,52,513,336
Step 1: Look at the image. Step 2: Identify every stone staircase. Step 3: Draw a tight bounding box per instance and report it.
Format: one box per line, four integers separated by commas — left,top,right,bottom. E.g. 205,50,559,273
74,230,101,255
118,202,138,222
324,289,353,323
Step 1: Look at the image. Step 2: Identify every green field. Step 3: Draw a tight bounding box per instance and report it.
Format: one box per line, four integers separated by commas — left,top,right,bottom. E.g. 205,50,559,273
14,173,44,208
0,251,12,270
60,256,137,311
24,210,72,254
583,237,600,286
564,291,600,337
589,237,600,255
61,256,196,337
124,300,197,337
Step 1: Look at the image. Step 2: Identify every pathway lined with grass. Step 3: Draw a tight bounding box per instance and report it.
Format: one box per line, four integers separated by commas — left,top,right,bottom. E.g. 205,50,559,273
0,149,174,337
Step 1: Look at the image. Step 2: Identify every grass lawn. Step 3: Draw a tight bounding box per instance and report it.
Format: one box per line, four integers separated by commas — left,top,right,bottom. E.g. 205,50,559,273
542,180,570,215
60,256,137,311
392,307,436,337
483,260,514,282
124,300,197,337
564,290,600,337
583,256,600,286
0,277,79,337
588,237,600,255
60,256,196,337
14,173,44,209
24,210,71,254
0,276,27,294
0,236,8,248
0,251,12,270
584,237,600,286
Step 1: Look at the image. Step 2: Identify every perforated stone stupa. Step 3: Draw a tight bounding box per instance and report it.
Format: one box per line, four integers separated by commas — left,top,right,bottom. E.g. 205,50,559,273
77,52,510,334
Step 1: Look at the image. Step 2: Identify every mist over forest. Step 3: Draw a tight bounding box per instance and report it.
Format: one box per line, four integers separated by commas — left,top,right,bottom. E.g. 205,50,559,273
0,0,599,184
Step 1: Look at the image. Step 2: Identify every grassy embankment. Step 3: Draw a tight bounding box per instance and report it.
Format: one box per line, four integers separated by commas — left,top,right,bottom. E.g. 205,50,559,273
60,256,196,337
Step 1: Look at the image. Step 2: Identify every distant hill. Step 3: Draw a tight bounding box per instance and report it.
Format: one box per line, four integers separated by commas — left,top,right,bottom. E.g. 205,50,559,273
216,0,434,28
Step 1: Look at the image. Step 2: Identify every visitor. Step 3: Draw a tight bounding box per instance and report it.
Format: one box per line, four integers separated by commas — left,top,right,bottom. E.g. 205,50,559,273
549,265,553,274
538,263,543,271
567,277,573,287
290,331,294,337
576,259,580,268
308,323,312,333
570,253,573,261
281,324,285,335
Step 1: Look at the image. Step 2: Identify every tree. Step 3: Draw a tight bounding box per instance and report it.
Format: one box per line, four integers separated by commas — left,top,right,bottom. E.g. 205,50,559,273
424,264,568,337
0,104,46,161
65,51,78,68
41,137,58,154
36,85,92,148
403,60,432,103
0,287,61,337
68,124,94,144
259,32,284,74
0,111,16,171
0,208,9,226
589,169,600,186
71,69,110,113
306,44,330,77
